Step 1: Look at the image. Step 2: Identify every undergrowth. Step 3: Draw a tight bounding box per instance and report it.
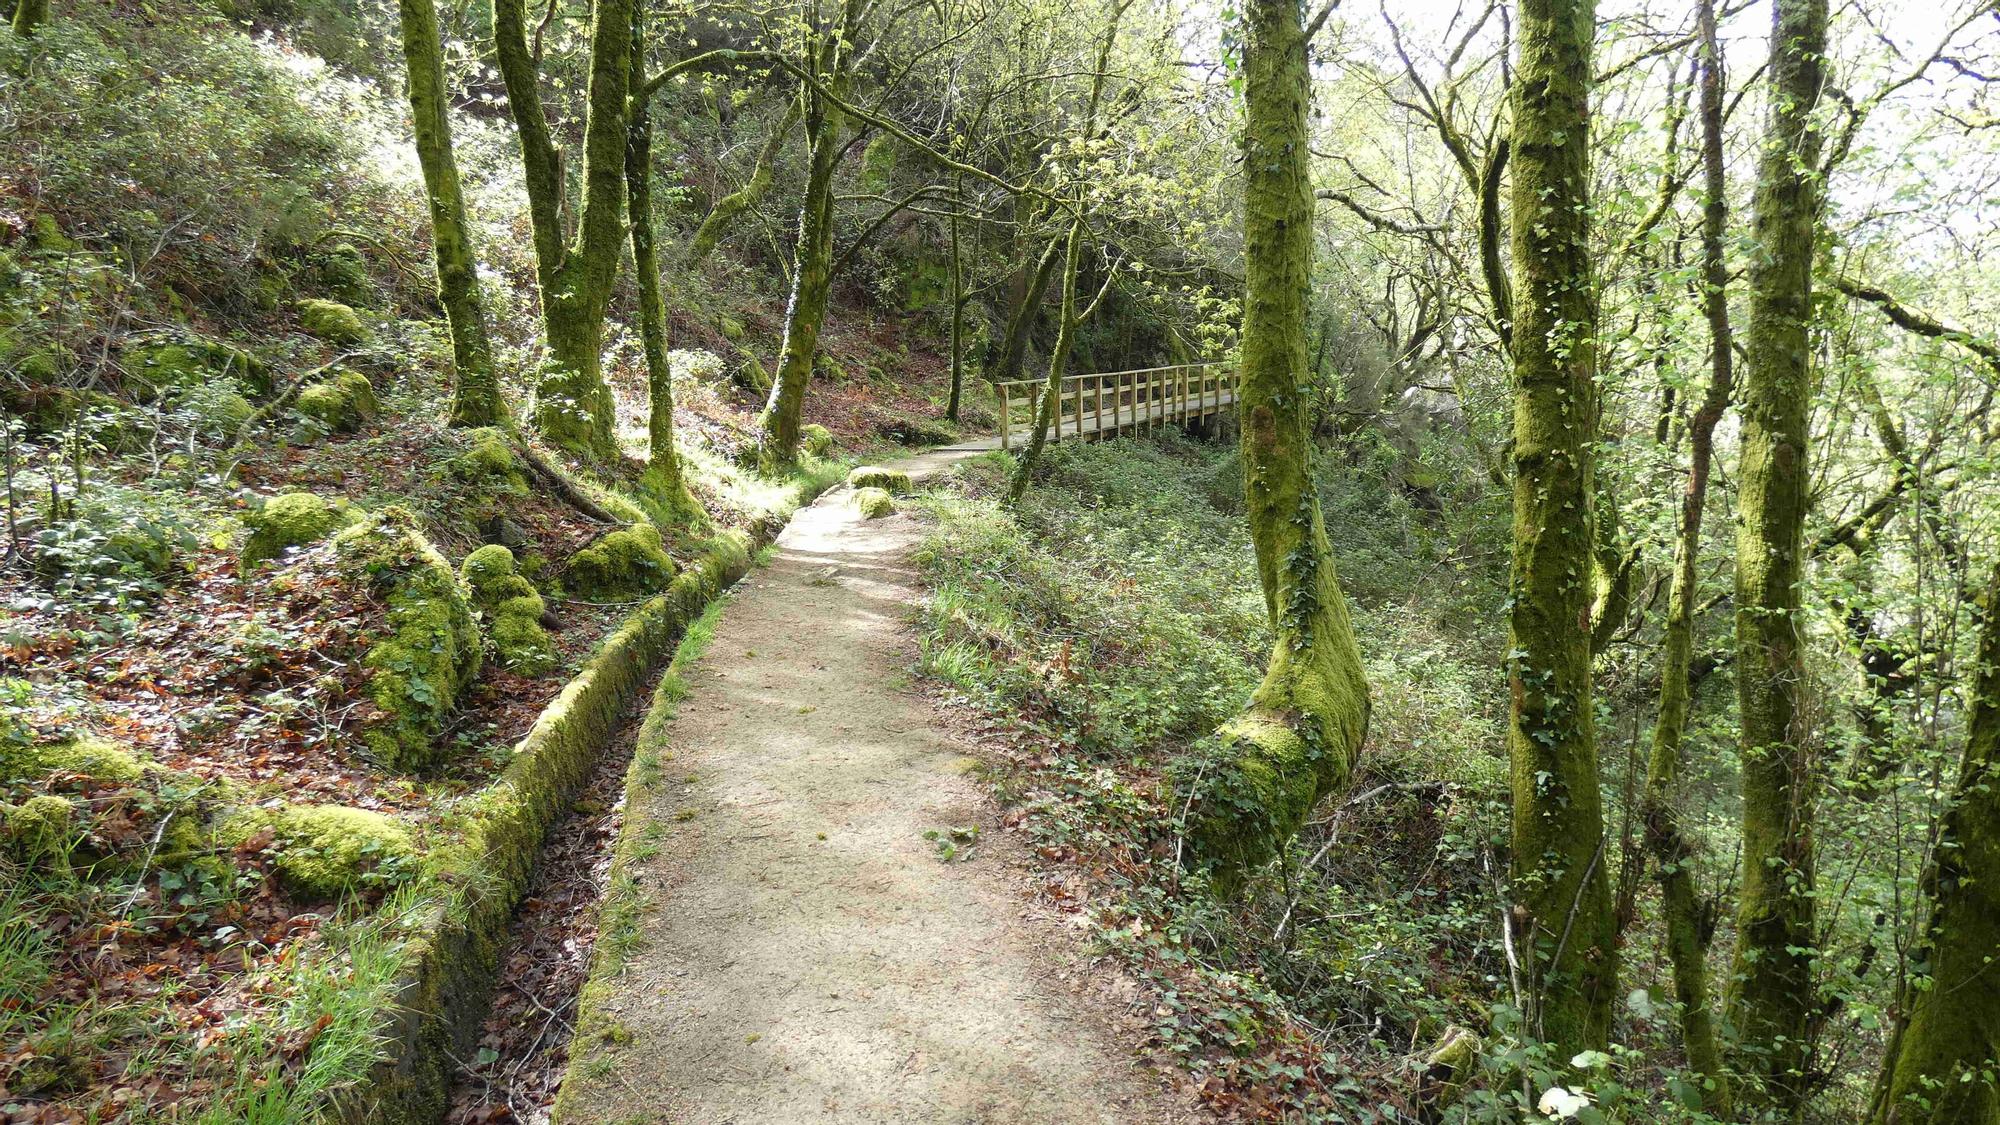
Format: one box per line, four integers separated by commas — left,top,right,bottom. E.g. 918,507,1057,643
911,436,1722,1121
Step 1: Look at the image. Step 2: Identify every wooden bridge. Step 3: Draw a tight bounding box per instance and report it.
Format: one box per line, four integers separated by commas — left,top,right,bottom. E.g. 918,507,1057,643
994,362,1237,449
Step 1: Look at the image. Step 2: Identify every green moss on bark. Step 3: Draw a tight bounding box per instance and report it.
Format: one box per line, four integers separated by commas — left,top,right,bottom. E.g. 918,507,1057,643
1867,564,2000,1124
1504,0,1616,1059
1187,0,1369,893
1725,0,1830,1108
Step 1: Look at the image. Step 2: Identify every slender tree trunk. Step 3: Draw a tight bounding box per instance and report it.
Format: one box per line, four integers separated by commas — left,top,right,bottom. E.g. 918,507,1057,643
493,0,632,460
758,92,841,467
1006,220,1082,503
1866,563,2000,1125
625,12,697,521
1726,0,1829,1110
758,0,861,468
399,0,502,428
1636,0,1733,1109
987,233,1064,386
1505,0,1615,1059
1185,0,1369,891
946,191,967,423
685,98,801,270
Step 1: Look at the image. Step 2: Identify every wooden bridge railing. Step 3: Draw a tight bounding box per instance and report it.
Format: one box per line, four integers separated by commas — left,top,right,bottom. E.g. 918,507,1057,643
994,362,1237,450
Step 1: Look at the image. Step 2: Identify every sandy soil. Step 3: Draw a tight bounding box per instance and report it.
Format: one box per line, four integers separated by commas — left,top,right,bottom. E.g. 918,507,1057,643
551,447,1201,1124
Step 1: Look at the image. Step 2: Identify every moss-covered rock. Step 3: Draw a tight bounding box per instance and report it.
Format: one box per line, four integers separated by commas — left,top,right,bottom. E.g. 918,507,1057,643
801,423,835,458
237,804,417,900
297,298,370,346
717,315,745,341
449,428,528,491
737,354,771,395
240,491,359,571
5,795,78,872
852,486,895,519
0,735,147,787
461,545,555,675
334,510,483,770
312,242,377,308
564,523,675,601
295,369,379,433
128,337,272,398
846,465,912,495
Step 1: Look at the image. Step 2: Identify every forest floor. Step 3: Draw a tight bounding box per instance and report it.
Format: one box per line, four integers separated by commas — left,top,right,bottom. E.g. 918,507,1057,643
553,445,1202,1124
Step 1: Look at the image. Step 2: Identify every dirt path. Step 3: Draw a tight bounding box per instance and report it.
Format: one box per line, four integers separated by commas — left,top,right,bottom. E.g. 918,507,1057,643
552,447,1198,1125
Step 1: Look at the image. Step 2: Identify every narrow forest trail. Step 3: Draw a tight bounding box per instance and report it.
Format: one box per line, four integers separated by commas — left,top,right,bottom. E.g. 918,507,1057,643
553,445,1199,1124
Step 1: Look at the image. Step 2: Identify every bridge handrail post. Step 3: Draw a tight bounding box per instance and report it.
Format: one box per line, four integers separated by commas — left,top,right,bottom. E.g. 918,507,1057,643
1000,382,1011,450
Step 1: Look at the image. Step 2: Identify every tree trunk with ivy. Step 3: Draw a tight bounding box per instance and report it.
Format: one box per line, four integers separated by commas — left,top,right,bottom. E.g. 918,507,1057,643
625,11,698,522
1866,563,2000,1124
1725,0,1828,1110
1185,0,1369,892
398,0,502,429
758,0,860,468
492,0,632,461
1637,0,1732,1109
1504,0,1615,1059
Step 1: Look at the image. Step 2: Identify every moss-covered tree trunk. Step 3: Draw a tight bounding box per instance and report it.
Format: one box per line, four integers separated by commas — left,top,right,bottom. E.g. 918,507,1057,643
947,191,968,423
685,98,799,270
625,11,697,521
1866,563,2000,1124
1006,219,1082,504
1185,0,1369,891
11,0,44,37
987,232,1064,386
1725,0,1829,1109
1638,0,1732,1108
1505,0,1615,1059
398,0,502,428
758,0,861,468
493,0,633,460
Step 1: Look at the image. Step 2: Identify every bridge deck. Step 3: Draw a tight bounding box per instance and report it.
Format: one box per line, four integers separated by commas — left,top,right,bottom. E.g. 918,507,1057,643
984,363,1237,452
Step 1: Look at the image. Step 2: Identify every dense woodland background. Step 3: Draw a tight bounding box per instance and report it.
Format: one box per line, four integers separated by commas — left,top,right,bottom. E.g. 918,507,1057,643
2,0,2000,1120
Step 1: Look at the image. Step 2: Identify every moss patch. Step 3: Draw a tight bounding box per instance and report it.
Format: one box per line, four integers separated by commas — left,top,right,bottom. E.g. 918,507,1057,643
297,298,370,346
847,466,912,495
5,795,78,871
239,805,418,900
334,510,483,771
853,486,896,519
128,336,272,398
295,369,379,433
1,735,148,786
240,491,359,572
801,423,835,458
564,523,676,601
